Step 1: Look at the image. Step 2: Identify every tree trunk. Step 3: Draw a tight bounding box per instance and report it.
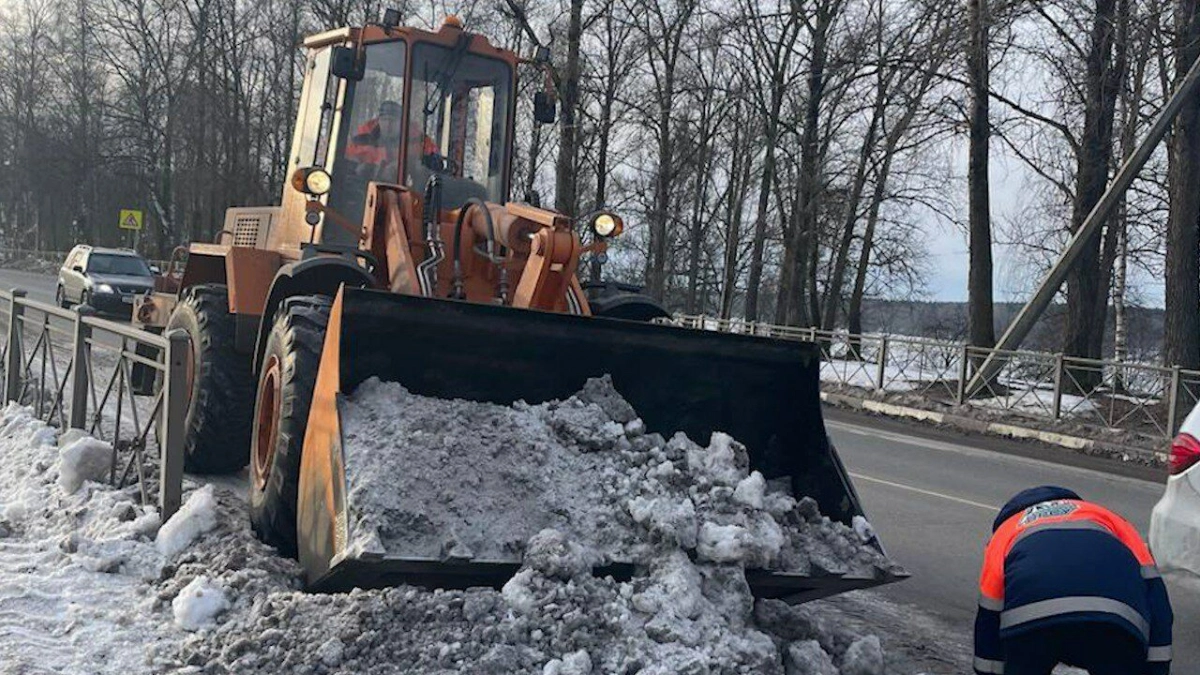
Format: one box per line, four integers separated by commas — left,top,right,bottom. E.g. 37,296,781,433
555,0,583,218
685,111,714,313
720,111,752,319
823,76,885,330
743,88,784,321
967,0,996,354
781,2,836,327
1166,0,1200,374
647,86,674,300
1063,0,1124,375
847,159,892,338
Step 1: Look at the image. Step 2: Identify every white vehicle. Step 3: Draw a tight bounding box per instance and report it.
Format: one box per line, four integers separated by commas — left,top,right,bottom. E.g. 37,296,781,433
1150,401,1200,576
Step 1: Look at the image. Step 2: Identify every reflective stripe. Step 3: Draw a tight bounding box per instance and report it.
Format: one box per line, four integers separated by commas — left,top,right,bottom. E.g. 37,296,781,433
1148,645,1172,662
972,657,1005,674
1000,596,1150,639
978,594,1004,611
1011,519,1112,547
1141,564,1161,579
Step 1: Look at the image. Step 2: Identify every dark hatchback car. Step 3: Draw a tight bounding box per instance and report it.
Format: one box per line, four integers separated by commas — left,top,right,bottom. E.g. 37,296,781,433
57,245,157,316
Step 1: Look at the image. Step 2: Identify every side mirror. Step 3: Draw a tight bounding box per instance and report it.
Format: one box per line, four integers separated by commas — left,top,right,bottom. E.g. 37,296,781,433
331,45,365,81
72,265,83,273
150,265,161,275
534,91,556,125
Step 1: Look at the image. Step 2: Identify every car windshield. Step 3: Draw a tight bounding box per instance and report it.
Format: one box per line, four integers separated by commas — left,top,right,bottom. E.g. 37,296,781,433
87,254,151,277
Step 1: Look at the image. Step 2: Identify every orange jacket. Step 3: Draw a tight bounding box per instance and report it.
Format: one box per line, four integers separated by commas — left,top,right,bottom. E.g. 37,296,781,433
346,118,438,166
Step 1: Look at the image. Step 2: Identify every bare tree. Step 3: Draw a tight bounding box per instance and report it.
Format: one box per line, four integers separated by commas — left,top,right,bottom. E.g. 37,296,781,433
1166,0,1200,371
967,0,996,352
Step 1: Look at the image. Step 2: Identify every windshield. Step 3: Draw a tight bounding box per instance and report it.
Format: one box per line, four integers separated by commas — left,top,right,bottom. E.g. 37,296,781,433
406,42,512,208
328,40,408,244
87,254,151,277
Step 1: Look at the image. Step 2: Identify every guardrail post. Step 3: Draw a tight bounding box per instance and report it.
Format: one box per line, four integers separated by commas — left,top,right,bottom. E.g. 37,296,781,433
876,335,890,392
957,344,971,404
1167,366,1182,436
1052,353,1066,420
159,329,190,519
68,306,95,429
4,290,26,403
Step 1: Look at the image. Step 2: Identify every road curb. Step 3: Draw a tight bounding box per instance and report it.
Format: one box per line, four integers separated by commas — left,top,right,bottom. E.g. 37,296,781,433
820,391,1167,468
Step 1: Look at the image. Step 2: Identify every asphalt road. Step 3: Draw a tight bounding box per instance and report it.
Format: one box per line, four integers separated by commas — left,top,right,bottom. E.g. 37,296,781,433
0,266,60,305
827,407,1200,670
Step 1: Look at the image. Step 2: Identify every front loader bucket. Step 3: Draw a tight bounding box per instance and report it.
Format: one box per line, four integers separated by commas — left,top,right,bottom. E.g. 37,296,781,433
298,287,903,602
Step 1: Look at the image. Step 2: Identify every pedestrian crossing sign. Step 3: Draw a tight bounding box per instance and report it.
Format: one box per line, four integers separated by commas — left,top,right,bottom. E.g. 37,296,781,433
119,209,143,231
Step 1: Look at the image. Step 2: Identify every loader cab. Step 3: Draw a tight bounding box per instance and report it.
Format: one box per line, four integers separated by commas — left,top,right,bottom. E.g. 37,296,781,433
282,21,517,250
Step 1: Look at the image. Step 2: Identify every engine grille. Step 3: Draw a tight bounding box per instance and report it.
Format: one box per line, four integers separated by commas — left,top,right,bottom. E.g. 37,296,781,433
233,214,264,247
221,206,279,249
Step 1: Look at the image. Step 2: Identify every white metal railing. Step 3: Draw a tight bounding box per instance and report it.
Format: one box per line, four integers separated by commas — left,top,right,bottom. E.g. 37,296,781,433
0,289,189,517
670,314,1200,442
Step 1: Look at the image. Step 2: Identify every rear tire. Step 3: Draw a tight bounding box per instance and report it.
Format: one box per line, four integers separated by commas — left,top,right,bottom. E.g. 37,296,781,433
248,295,331,557
166,284,254,474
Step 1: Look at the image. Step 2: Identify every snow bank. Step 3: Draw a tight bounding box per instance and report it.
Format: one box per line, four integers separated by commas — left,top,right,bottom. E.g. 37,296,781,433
0,404,172,673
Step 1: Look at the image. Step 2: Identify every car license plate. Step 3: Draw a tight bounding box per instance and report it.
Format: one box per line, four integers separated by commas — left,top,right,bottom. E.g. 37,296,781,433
121,295,134,304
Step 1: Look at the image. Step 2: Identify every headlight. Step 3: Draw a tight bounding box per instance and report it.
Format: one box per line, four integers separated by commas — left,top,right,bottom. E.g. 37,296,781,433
591,212,623,238
96,283,114,294
291,167,332,196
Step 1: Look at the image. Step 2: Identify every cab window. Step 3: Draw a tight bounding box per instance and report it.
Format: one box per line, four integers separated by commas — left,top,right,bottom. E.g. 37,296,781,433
296,49,332,168
327,40,408,244
406,42,512,208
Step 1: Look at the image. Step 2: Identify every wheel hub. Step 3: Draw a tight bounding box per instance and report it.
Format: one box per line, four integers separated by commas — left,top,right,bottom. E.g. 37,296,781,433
253,355,283,491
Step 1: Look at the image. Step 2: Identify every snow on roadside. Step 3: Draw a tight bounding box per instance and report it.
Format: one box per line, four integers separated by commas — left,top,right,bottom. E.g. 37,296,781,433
0,403,170,674
0,402,300,674
0,386,960,674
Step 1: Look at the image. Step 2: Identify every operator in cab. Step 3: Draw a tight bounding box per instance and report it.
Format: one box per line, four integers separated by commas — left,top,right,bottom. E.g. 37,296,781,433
346,100,404,180
346,100,441,184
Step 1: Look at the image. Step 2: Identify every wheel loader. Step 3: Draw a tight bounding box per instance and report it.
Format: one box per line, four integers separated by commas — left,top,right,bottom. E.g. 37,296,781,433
135,13,903,602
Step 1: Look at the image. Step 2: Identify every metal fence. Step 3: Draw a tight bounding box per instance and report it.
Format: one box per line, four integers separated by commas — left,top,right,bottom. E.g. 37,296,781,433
0,289,189,517
671,315,1200,441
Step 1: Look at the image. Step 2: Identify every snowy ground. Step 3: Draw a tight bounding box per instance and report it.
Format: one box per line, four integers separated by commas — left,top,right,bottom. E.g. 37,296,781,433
0,387,983,674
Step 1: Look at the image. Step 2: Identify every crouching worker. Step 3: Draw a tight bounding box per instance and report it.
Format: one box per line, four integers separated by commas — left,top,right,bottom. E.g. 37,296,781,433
974,485,1172,675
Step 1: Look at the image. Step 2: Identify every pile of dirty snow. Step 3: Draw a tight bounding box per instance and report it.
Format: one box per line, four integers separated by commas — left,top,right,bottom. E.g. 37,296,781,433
0,381,937,675
174,526,899,675
340,375,900,581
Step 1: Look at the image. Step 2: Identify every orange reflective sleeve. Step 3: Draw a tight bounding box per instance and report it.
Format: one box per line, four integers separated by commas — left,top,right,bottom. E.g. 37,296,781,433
979,521,1017,604
1095,506,1155,566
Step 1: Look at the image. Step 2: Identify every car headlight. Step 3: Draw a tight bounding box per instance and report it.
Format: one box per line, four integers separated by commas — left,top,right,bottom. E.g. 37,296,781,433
96,283,114,294
591,211,623,238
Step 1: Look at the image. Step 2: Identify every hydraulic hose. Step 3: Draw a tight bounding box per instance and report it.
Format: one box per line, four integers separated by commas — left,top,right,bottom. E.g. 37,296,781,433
450,198,505,301
416,176,444,297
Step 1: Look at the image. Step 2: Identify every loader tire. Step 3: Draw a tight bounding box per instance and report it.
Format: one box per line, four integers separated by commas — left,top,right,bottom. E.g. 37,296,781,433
167,284,254,474
248,295,330,558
